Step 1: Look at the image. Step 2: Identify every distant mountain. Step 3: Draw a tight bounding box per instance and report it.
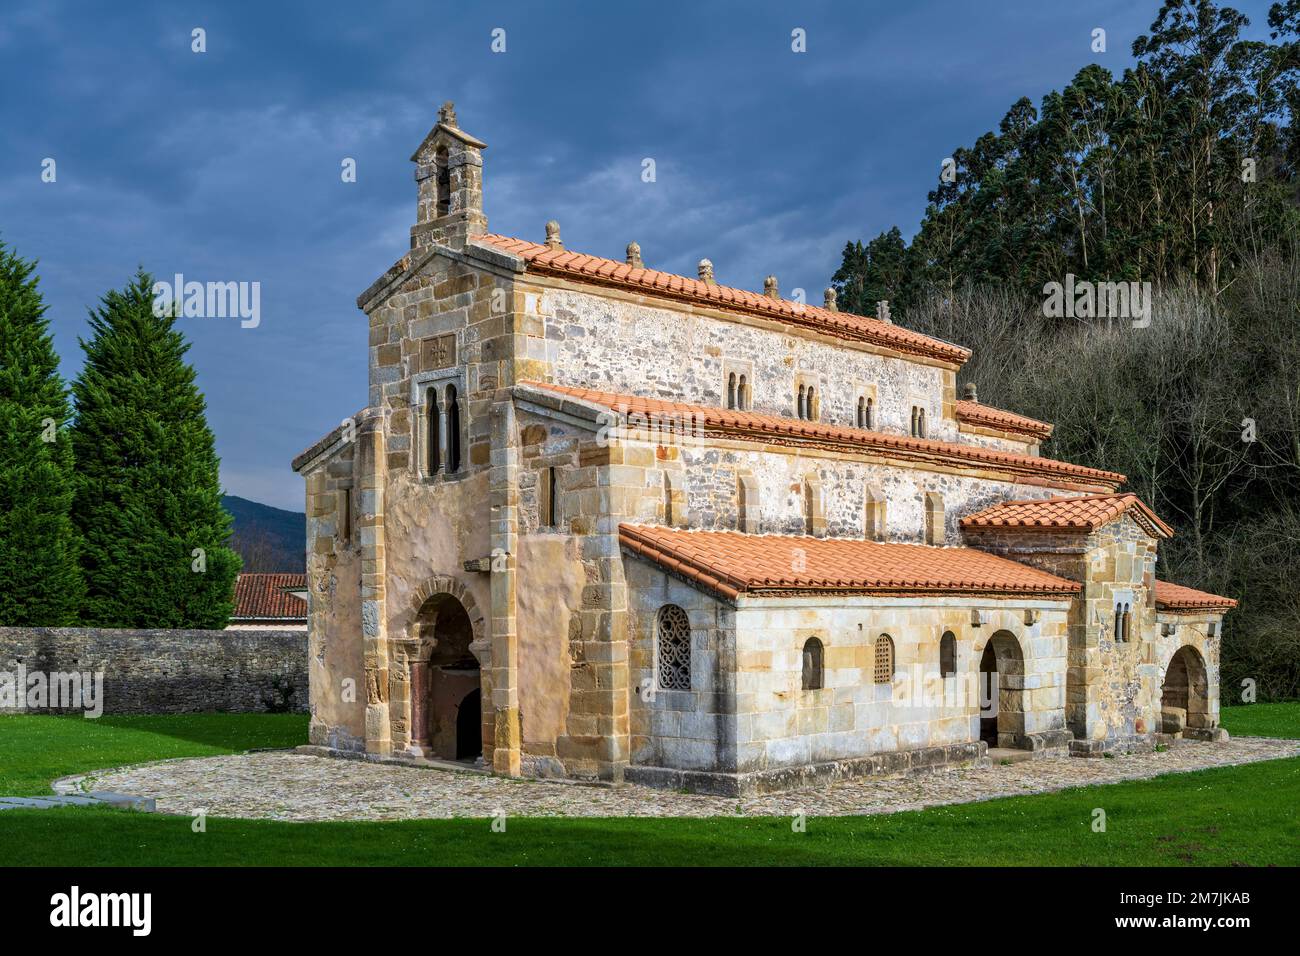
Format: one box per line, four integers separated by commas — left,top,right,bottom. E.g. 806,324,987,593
222,495,306,573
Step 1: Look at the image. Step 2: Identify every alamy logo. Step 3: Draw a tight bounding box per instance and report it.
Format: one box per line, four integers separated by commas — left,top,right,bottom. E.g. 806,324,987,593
0,665,103,717
152,273,261,328
50,886,151,936
1042,274,1152,327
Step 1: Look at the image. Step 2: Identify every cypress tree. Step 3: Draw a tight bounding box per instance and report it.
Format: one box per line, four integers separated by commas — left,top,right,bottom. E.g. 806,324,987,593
71,271,239,628
0,240,83,624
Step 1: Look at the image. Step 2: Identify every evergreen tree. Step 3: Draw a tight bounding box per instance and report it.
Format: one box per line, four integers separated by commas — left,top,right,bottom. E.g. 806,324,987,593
71,271,239,628
832,228,912,317
0,240,83,624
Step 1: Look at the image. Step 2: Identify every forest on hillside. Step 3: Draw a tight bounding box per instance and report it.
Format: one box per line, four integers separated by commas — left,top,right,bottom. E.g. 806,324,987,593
832,0,1300,700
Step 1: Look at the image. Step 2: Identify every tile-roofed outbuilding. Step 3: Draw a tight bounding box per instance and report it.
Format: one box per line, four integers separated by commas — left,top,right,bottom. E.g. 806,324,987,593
1154,580,1237,612
518,381,1125,492
955,400,1053,440
474,234,972,366
961,493,1174,538
618,524,1081,602
232,573,308,622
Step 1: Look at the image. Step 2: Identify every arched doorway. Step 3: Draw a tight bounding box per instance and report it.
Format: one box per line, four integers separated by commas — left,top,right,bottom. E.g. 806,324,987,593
1161,645,1209,736
978,630,1026,750
410,593,482,762
456,688,482,759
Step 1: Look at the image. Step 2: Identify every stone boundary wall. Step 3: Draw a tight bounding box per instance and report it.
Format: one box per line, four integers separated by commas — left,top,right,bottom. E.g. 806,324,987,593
0,627,307,715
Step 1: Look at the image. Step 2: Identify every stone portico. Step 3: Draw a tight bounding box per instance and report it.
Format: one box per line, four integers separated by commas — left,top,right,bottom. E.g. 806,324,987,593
292,102,1237,795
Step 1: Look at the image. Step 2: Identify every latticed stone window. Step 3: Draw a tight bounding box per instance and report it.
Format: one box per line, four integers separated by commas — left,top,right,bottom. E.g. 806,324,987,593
656,604,691,690
874,635,895,684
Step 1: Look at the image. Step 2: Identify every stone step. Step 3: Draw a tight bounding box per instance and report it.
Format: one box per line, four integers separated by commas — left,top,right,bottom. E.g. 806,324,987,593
986,747,1035,764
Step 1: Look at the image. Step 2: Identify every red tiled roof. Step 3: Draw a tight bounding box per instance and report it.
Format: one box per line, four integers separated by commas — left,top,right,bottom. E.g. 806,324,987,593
618,525,1081,601
520,381,1125,492
955,400,1053,440
1154,580,1237,612
233,573,308,620
961,493,1173,538
475,234,972,366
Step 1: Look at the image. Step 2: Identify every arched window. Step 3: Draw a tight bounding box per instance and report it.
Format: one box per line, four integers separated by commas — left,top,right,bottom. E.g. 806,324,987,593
727,372,737,410
656,605,691,690
910,406,919,436
866,396,874,429
426,387,441,475
435,147,451,218
737,375,749,410
802,637,824,690
1114,603,1123,642
445,383,461,472
1122,603,1132,643
857,396,866,427
940,631,956,678
874,635,895,684
917,407,927,438
797,384,806,420
807,386,818,420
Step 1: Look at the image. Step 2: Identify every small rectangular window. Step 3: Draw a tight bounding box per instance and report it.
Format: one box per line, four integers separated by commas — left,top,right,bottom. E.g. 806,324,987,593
338,488,352,544
538,466,559,530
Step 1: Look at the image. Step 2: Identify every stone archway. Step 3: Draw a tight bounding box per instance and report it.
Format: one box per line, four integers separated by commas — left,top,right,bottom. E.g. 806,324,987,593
403,577,490,763
1161,645,1209,736
978,629,1026,750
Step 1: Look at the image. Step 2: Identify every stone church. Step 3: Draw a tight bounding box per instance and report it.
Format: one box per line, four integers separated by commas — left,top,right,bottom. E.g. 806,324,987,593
292,102,1236,795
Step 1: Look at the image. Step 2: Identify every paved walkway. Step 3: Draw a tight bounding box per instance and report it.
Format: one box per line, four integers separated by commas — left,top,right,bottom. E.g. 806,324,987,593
59,736,1298,821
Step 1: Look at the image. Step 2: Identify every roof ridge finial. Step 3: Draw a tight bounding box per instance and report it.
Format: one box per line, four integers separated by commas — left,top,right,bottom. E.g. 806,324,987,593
438,100,457,128
698,259,715,284
763,275,779,299
544,220,563,251
626,241,643,269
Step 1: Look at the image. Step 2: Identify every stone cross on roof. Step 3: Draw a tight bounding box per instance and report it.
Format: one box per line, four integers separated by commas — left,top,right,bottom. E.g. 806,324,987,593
438,101,457,128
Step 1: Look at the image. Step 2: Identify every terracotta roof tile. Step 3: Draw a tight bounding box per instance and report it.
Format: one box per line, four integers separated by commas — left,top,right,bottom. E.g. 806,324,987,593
619,525,1081,601
955,400,1053,440
961,493,1173,538
1154,580,1237,612
520,381,1125,491
233,573,308,621
475,234,972,365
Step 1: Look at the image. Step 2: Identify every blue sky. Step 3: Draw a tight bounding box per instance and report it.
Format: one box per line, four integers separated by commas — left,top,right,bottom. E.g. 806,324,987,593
0,0,1277,509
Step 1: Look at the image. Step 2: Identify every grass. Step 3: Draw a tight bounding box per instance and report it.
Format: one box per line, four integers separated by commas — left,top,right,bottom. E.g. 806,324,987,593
0,713,307,796
0,704,1295,866
1220,701,1300,739
1,757,1296,866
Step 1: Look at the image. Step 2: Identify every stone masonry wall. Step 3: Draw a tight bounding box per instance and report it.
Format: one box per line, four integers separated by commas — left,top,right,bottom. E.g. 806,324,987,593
0,627,307,714
728,597,1071,773
536,285,959,442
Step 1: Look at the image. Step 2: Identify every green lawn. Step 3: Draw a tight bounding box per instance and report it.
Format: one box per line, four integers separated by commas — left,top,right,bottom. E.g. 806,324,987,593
0,757,1295,866
1220,702,1300,739
0,713,307,796
0,706,1296,866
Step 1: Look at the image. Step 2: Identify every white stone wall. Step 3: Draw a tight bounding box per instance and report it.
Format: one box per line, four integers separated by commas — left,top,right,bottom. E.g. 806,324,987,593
538,286,955,440
730,597,1071,773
